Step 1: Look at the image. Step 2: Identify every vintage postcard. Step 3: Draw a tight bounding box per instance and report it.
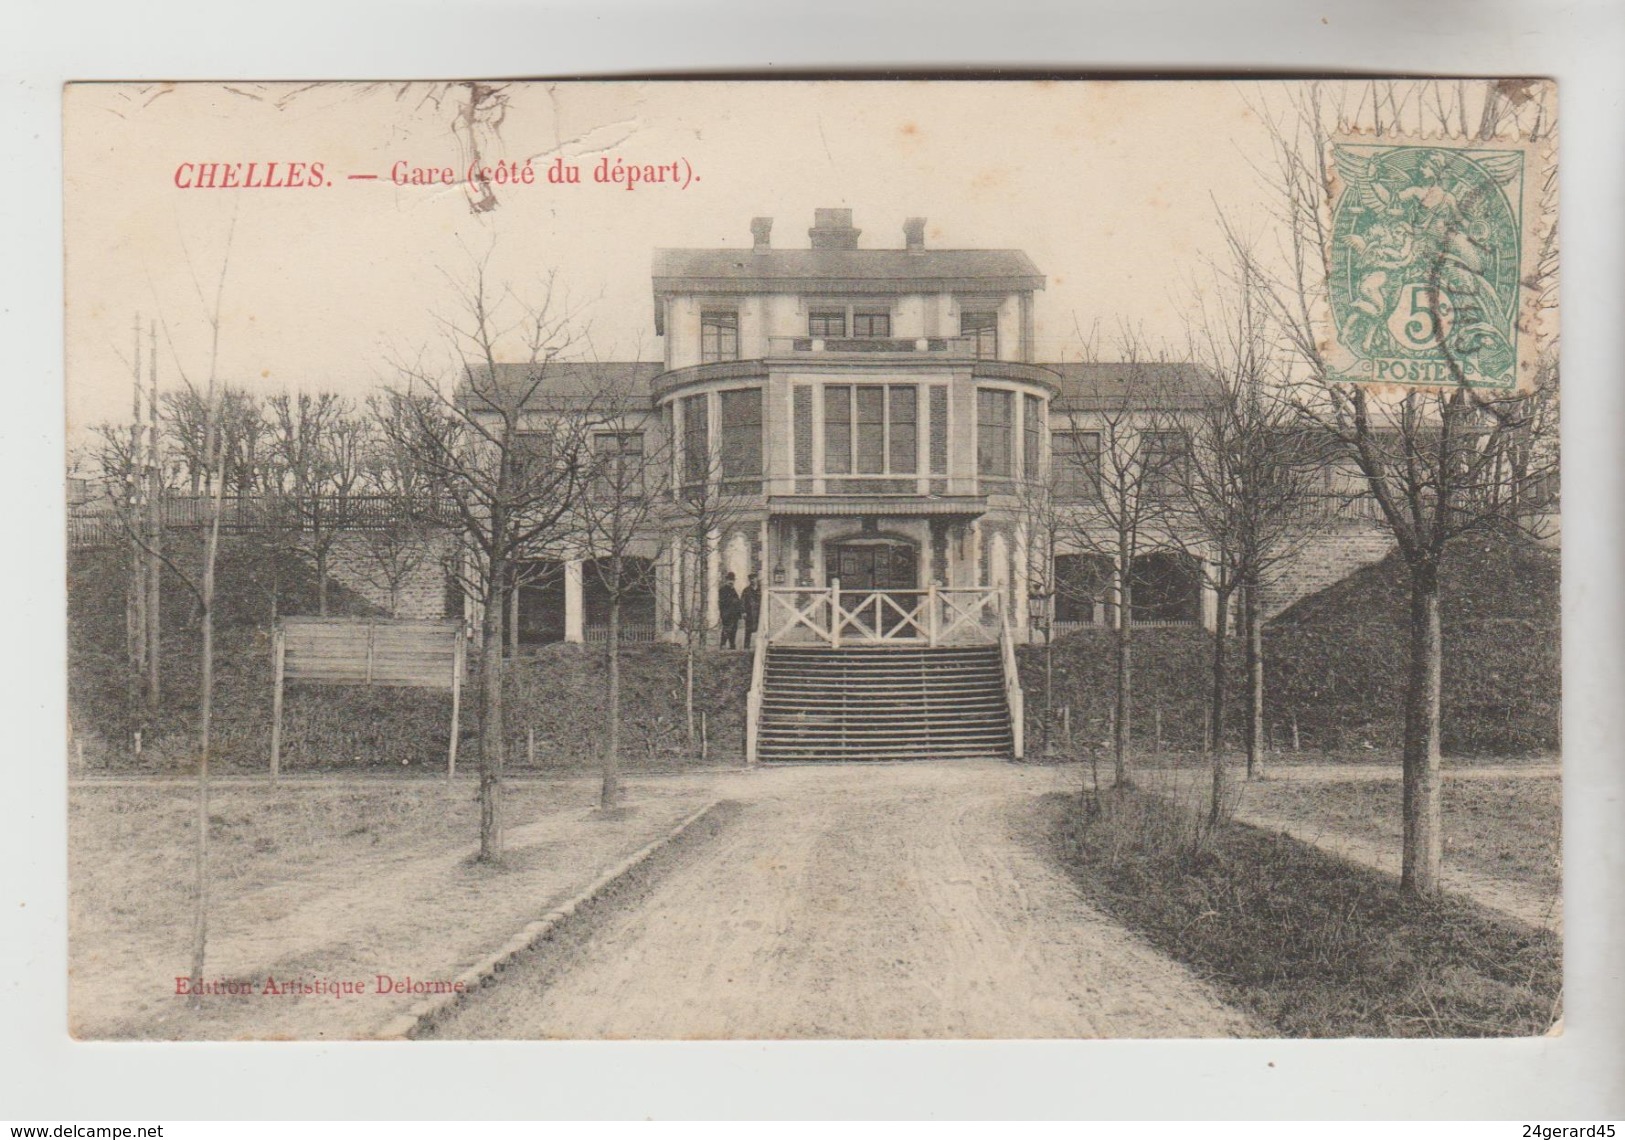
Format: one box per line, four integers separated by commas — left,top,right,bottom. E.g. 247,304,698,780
63,79,1560,1041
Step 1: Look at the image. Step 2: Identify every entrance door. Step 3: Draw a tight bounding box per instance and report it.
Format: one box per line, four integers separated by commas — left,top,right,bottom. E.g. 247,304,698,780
831,542,917,592
829,541,919,638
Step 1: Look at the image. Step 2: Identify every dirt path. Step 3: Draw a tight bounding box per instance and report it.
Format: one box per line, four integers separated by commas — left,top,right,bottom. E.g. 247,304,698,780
430,762,1254,1039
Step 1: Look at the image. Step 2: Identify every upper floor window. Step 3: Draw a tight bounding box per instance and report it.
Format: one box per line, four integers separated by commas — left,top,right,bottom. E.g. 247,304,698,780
977,388,1015,479
512,429,557,485
961,311,999,359
809,304,894,341
1141,429,1191,495
591,431,646,497
824,384,918,476
1053,430,1102,499
719,388,763,489
852,310,891,338
808,309,847,339
700,311,739,363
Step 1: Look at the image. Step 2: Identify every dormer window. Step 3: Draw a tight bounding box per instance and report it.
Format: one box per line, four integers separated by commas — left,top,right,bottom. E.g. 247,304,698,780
700,310,739,363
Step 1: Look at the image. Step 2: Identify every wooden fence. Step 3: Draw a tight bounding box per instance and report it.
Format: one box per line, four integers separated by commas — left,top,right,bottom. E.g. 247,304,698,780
68,494,460,548
271,617,465,779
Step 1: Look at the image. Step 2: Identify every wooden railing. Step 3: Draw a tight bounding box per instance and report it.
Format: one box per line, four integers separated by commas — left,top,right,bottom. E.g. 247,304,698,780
68,493,460,547
744,625,768,765
763,583,1003,647
998,607,1025,760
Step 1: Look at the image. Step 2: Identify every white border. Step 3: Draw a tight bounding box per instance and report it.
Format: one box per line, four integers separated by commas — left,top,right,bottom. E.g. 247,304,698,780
4,0,1622,1121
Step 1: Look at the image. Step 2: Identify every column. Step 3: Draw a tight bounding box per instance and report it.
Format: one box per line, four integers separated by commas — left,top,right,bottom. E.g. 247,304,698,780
1200,558,1219,633
564,558,585,643
706,535,722,628
1012,524,1030,637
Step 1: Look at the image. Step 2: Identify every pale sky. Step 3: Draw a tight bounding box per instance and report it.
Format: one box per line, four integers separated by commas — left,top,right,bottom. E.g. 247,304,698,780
64,79,1285,438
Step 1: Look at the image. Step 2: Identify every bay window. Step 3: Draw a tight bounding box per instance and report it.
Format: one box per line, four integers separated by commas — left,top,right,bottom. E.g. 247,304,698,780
823,384,919,478
977,388,1014,480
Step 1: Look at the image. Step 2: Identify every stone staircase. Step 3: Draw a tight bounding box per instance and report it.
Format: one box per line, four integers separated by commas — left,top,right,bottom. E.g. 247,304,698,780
754,645,1014,762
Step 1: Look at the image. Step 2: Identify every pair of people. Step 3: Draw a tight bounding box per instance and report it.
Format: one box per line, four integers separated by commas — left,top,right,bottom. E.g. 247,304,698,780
719,571,761,650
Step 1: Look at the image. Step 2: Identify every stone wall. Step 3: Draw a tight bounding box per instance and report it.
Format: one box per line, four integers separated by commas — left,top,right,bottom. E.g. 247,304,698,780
325,531,455,620
1260,525,1395,618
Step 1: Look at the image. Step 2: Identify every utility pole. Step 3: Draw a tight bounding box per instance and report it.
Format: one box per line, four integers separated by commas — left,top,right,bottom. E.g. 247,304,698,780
146,320,162,711
127,315,147,728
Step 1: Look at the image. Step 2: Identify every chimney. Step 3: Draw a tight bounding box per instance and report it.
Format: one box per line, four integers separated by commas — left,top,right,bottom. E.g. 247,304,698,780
750,216,773,252
808,207,861,251
903,217,926,253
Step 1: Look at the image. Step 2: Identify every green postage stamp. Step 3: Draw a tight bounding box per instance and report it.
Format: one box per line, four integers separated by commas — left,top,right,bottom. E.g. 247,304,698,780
1323,134,1549,391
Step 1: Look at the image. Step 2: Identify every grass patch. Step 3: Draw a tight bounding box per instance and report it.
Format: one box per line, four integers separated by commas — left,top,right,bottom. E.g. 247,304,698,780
70,526,750,773
68,778,718,1039
1040,788,1561,1037
1238,776,1561,895
1018,530,1559,758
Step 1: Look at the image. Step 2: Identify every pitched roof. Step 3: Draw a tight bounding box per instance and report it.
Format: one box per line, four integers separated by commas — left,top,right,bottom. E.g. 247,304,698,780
1044,362,1219,411
652,248,1044,331
460,359,1216,415
459,362,664,410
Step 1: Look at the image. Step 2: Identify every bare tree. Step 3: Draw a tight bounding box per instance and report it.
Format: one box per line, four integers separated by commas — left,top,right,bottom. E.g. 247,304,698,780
573,372,670,807
1012,451,1072,755
1052,358,1186,789
382,258,601,863
346,394,451,617
87,221,241,1001
265,392,369,615
1174,250,1327,822
161,382,265,496
1238,79,1559,893
659,441,753,754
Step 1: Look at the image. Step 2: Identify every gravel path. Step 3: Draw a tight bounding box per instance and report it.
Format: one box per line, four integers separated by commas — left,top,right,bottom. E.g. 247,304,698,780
430,762,1254,1039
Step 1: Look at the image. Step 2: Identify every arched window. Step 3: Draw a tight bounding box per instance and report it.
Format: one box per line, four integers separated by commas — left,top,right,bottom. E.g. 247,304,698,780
1128,551,1201,624
1054,553,1112,626
584,556,658,642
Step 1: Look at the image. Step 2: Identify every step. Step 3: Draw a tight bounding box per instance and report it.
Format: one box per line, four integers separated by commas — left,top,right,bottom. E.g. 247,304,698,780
759,708,1007,718
765,682,1002,693
759,738,1012,751
758,748,1012,762
768,648,998,656
758,740,1014,752
760,669,1001,678
754,727,1007,737
755,644,1015,763
764,668,1003,681
761,701,1007,712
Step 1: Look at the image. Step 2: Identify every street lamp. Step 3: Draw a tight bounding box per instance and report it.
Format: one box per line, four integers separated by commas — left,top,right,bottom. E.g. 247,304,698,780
1027,583,1053,639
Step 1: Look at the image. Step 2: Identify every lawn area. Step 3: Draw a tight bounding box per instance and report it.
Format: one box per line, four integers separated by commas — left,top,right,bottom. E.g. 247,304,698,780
69,776,718,1040
1232,774,1561,895
1039,789,1562,1037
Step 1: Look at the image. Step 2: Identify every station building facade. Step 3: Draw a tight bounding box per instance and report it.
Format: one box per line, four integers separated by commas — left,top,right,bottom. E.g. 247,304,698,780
466,208,1376,648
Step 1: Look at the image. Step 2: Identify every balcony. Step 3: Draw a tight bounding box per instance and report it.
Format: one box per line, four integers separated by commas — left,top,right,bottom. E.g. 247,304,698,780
766,335,977,358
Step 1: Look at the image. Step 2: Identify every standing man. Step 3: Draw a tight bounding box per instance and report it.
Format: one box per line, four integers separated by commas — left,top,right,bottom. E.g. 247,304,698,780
718,571,742,649
741,572,762,650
